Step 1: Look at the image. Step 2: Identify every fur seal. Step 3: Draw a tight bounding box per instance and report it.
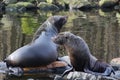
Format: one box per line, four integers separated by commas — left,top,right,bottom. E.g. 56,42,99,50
4,15,68,68
53,32,115,76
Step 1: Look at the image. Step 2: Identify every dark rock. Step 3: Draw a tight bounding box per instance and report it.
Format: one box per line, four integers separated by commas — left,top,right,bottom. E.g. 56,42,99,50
0,1,6,11
99,0,119,9
0,56,72,77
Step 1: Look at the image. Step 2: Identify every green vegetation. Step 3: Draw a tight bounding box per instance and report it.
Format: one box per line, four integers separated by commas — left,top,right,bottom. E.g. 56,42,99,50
7,2,34,8
21,13,39,35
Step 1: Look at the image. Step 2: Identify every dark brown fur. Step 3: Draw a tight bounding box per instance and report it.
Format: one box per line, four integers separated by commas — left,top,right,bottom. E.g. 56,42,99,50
53,32,114,76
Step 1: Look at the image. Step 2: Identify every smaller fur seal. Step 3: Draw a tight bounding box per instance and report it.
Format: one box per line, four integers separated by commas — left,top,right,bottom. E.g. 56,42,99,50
53,32,115,76
4,15,68,68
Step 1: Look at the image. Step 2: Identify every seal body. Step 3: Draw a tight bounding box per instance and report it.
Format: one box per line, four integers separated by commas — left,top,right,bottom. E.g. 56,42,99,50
53,32,114,76
4,15,68,68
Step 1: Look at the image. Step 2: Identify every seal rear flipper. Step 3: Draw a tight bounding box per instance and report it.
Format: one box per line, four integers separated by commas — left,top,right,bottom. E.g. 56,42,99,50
102,66,115,76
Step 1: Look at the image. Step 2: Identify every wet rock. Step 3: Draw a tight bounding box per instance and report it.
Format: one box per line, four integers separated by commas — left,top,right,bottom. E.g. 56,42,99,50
52,0,69,10
111,71,120,80
99,0,119,8
0,62,8,73
0,58,71,77
68,0,92,10
58,56,71,66
6,2,36,12
114,5,120,10
54,71,119,80
0,1,6,12
110,58,120,70
110,58,120,79
38,2,59,11
37,0,46,3
66,71,117,80
4,0,17,4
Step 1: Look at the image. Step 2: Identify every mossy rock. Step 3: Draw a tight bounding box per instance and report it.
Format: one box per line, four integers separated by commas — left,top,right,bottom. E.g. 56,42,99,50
38,2,59,11
6,2,35,12
37,0,47,3
69,0,91,10
15,2,35,8
4,0,17,4
18,0,46,3
99,0,118,8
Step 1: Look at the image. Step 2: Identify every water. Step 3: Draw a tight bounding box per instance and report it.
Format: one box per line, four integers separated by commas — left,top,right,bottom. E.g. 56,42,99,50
0,9,120,79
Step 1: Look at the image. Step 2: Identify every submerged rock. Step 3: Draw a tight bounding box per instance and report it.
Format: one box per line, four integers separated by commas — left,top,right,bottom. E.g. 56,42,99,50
38,2,59,11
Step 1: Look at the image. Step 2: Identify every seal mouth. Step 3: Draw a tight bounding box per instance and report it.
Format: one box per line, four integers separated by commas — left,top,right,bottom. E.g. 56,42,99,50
52,36,65,45
62,16,68,25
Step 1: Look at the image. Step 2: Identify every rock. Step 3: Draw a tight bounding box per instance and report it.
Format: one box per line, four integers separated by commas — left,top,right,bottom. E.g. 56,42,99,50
38,2,59,11
19,0,46,3
58,56,71,66
0,62,8,73
110,58,120,70
4,0,17,4
6,2,36,12
52,0,69,10
111,71,120,80
36,0,46,3
110,58,120,79
0,58,72,77
68,0,92,10
16,2,36,10
0,1,6,11
66,71,117,80
114,5,120,10
99,0,119,8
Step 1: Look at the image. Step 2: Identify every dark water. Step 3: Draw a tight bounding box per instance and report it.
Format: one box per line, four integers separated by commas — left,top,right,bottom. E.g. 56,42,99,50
0,10,120,79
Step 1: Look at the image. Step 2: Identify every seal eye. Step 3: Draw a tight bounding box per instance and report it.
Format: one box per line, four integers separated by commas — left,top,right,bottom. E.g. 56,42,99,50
65,36,68,39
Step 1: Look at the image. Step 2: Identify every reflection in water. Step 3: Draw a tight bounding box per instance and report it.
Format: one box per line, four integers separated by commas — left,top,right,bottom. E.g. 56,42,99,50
0,10,120,79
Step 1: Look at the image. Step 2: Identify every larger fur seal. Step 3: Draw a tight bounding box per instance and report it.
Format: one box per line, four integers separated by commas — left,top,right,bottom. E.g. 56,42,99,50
53,32,115,76
4,15,68,68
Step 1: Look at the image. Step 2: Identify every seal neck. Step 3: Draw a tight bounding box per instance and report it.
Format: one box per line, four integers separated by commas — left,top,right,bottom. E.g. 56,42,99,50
45,21,58,37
